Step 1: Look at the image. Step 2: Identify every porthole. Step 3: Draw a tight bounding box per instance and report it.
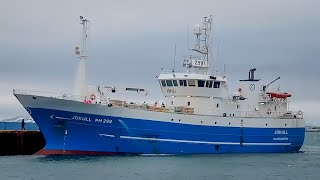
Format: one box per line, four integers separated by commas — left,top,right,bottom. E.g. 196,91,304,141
215,122,217,124
171,119,173,121
201,121,203,124
229,122,231,125
285,124,287,126
266,123,268,126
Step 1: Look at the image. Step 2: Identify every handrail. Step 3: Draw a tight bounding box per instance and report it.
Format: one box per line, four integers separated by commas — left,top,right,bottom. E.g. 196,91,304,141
13,89,85,102
159,69,187,74
13,89,61,96
107,99,303,119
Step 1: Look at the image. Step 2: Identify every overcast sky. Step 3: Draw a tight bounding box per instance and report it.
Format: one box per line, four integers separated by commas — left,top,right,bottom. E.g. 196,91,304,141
0,0,319,125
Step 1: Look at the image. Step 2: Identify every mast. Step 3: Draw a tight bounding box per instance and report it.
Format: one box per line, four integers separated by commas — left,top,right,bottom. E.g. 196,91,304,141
74,16,90,99
183,15,213,74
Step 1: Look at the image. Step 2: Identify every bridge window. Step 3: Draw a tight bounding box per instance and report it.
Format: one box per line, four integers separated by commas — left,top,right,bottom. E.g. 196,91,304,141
198,80,205,87
166,80,173,87
206,81,213,88
188,79,196,87
179,80,187,86
161,80,166,87
213,81,220,88
172,80,178,86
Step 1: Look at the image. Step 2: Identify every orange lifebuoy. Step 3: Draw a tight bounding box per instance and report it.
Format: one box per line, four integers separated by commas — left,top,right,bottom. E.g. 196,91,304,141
267,109,271,115
90,93,96,101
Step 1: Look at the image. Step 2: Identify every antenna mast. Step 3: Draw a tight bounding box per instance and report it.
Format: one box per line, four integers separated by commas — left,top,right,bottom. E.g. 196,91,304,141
74,16,90,99
183,15,213,74
173,42,176,72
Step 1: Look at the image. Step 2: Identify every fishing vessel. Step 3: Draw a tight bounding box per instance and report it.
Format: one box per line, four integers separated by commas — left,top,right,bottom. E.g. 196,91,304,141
14,16,305,155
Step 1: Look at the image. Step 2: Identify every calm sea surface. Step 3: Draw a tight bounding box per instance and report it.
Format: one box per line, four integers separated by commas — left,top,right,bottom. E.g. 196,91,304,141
0,132,319,180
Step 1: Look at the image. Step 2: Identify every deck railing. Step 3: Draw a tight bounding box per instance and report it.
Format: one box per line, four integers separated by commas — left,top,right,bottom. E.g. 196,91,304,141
13,89,85,102
107,99,303,119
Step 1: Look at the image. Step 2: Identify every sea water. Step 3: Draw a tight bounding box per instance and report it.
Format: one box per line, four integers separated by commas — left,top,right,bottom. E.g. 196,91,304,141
0,132,319,180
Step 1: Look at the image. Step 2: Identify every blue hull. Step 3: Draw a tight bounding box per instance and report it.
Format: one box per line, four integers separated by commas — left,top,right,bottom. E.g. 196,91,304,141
29,108,305,154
